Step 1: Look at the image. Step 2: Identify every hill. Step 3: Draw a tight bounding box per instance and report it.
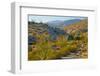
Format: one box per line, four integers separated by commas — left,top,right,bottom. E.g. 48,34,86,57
47,19,81,28
63,19,88,34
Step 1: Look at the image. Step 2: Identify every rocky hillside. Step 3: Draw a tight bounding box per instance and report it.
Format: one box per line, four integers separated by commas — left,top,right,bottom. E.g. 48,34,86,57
63,19,88,34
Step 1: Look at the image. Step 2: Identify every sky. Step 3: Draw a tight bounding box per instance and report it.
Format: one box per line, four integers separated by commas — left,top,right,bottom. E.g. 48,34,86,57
28,15,87,23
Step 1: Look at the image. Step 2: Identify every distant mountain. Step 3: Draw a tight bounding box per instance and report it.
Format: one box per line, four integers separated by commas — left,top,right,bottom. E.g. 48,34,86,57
63,19,81,26
47,20,64,28
47,19,81,28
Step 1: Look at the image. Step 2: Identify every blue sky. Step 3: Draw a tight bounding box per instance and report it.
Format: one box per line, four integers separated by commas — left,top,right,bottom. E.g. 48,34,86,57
28,15,87,23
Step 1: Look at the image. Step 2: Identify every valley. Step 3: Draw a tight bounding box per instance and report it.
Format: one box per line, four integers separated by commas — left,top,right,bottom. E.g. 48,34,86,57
28,18,88,60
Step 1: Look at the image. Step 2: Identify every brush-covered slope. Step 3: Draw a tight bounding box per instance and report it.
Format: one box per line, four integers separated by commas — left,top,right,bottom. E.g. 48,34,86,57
63,19,88,34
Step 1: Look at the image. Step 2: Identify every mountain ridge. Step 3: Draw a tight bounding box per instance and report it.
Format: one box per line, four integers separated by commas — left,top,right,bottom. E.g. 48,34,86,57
47,19,81,28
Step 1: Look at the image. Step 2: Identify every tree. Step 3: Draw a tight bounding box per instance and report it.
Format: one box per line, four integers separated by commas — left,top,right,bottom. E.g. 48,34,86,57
67,34,74,40
74,31,81,40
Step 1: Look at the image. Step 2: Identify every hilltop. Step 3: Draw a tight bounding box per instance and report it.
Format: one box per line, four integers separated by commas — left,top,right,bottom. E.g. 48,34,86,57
63,19,88,34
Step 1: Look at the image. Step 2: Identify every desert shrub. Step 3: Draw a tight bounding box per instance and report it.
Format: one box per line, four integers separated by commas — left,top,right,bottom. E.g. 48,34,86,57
28,45,32,52
67,34,74,41
74,31,81,40
28,51,39,60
